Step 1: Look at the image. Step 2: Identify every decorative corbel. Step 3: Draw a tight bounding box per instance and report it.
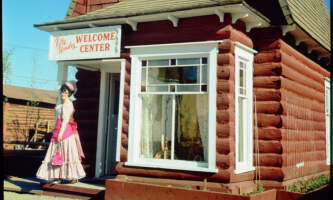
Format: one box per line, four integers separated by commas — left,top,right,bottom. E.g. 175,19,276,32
168,15,179,27
295,38,308,46
281,24,296,36
245,22,262,32
89,23,97,28
126,19,138,31
231,13,249,24
215,9,224,22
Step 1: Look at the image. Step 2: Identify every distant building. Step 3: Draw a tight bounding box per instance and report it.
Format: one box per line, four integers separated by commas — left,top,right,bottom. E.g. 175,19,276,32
3,85,58,150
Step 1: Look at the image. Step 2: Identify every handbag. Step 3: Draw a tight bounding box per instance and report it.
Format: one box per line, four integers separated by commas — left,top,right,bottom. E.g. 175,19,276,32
52,143,64,166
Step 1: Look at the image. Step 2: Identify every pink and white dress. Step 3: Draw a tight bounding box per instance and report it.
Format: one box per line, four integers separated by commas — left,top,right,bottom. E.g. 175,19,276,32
36,100,86,180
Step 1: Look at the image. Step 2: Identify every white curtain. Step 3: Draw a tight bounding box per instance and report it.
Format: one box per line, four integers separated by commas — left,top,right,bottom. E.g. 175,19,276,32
196,95,208,162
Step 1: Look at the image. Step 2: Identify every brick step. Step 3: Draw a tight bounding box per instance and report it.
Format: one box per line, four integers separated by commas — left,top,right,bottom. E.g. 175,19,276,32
41,182,105,200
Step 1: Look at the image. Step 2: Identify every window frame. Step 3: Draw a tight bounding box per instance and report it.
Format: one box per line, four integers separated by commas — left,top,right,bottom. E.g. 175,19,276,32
234,42,256,174
325,78,331,165
125,41,220,173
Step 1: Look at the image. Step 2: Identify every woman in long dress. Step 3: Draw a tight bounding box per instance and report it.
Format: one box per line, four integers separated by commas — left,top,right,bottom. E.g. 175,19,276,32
36,81,86,184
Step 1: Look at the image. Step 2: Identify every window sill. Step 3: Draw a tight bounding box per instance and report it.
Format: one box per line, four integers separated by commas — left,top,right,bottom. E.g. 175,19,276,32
234,166,255,175
125,161,218,173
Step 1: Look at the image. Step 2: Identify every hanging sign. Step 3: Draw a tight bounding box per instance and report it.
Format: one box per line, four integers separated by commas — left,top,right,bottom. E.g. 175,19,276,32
49,25,121,60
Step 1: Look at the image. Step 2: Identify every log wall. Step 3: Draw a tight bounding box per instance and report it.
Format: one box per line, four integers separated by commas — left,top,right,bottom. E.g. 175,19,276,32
252,37,330,181
74,69,101,176
3,101,55,150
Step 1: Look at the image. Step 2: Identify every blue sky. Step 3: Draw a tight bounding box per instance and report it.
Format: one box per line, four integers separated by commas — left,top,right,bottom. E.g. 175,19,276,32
2,0,331,91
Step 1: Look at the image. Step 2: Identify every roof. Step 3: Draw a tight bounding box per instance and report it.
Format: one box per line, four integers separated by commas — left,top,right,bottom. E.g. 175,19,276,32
35,0,330,52
3,85,58,105
279,0,330,51
36,0,243,26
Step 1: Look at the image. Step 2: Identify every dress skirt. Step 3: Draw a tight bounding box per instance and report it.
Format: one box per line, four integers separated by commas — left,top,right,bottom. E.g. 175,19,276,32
36,134,86,180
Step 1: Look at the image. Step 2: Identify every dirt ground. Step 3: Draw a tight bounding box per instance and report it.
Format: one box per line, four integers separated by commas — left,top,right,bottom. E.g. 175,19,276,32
4,191,80,200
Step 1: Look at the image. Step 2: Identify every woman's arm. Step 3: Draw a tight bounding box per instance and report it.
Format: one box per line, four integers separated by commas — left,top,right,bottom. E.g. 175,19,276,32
58,101,74,141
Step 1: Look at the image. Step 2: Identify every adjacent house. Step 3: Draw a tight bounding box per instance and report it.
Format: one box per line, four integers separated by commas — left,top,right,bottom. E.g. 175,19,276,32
34,0,330,194
3,85,57,150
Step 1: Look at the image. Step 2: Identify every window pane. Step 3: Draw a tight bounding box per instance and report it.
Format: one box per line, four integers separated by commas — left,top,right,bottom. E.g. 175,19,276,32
146,86,169,92
140,95,173,159
174,94,208,162
148,66,199,85
141,68,146,86
148,59,169,66
177,85,200,92
202,64,207,84
239,68,245,88
238,97,245,162
177,58,200,65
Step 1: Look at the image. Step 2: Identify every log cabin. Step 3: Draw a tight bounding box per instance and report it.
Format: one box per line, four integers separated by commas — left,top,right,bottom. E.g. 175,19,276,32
34,0,331,194
3,85,57,150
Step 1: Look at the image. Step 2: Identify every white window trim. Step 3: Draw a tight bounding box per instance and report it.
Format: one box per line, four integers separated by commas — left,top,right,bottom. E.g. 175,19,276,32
325,78,331,165
234,42,256,174
125,41,221,173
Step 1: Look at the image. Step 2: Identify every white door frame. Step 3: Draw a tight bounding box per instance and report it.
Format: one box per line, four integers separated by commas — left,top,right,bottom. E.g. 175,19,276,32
95,59,125,178
57,59,126,178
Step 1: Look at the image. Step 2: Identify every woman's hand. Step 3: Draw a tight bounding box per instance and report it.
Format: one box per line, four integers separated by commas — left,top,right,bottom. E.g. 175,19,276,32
57,135,62,142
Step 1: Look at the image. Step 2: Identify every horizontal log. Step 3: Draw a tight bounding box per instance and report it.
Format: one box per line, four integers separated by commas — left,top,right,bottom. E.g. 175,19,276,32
124,82,130,95
216,122,234,138
253,153,282,167
281,63,324,92
254,140,282,153
216,138,234,154
282,160,329,180
281,116,326,131
217,65,234,80
253,88,281,101
253,76,281,88
121,134,128,148
116,162,231,182
281,101,325,122
217,53,234,66
278,40,330,77
256,166,284,181
216,152,234,169
281,141,326,153
254,62,282,76
281,77,324,103
257,114,281,127
256,127,282,140
123,95,130,107
122,122,129,134
254,50,281,63
255,101,282,114
216,93,234,110
217,25,253,49
280,129,326,141
217,110,235,123
281,151,326,167
125,72,131,83
280,89,325,113
120,146,128,162
218,39,234,53
217,79,234,94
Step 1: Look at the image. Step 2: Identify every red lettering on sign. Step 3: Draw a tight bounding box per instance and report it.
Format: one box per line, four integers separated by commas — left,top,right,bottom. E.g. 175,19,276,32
55,37,76,55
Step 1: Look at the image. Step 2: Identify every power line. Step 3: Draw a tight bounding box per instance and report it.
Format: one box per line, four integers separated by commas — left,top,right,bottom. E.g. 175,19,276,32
4,42,49,52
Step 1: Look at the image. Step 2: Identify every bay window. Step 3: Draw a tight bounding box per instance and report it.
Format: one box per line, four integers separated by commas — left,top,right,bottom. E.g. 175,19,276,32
126,41,219,172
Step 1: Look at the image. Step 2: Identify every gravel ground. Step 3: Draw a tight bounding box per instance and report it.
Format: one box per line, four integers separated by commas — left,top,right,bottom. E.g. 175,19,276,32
4,191,80,200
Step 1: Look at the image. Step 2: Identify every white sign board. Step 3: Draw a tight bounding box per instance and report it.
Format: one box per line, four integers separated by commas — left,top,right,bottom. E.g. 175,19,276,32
49,25,121,60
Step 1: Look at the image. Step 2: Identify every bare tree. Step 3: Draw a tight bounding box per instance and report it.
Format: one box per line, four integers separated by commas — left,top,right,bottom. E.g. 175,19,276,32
3,48,14,84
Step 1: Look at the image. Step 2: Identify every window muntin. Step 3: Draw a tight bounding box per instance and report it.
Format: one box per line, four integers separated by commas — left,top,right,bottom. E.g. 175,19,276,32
139,57,209,163
141,58,208,93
